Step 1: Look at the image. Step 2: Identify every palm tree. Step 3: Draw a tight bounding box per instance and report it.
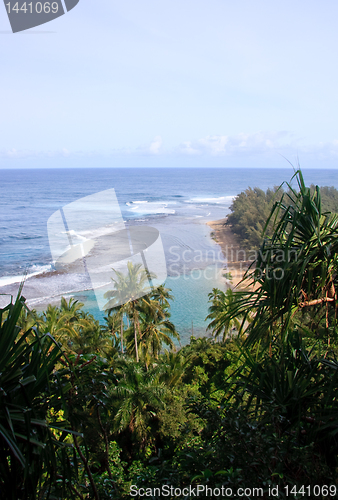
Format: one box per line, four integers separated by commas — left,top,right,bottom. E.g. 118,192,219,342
207,287,246,341
151,284,174,308
102,311,122,352
41,304,68,339
157,350,186,387
104,262,154,362
60,296,84,317
104,268,131,354
41,298,93,354
110,357,166,448
139,305,179,361
105,263,179,363
67,310,113,355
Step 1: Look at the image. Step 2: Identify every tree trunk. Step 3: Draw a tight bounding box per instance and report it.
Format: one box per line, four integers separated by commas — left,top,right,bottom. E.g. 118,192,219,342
120,314,124,353
72,433,100,500
97,406,115,483
134,308,139,362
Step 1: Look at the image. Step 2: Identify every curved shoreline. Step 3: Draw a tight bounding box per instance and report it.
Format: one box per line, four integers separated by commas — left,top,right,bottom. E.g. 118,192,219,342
207,218,252,289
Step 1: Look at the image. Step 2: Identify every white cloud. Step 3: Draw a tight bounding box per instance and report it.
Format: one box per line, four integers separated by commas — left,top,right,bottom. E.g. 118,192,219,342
178,141,200,155
3,132,338,164
148,136,162,154
0,148,112,159
178,131,294,157
134,136,163,155
0,149,37,159
199,135,229,155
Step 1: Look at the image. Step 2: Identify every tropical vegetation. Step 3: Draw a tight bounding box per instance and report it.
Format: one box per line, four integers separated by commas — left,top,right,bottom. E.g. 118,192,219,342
227,178,338,251
1,170,338,498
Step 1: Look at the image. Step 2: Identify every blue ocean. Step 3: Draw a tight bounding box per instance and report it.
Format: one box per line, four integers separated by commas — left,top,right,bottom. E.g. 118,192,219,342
1,167,338,343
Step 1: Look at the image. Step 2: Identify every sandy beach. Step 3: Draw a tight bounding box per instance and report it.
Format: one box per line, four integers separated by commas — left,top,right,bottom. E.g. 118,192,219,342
207,218,253,289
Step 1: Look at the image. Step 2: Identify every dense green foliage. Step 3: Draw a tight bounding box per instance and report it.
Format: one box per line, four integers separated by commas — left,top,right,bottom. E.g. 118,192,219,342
1,170,338,498
0,293,84,500
222,170,338,346
227,179,338,250
227,186,282,250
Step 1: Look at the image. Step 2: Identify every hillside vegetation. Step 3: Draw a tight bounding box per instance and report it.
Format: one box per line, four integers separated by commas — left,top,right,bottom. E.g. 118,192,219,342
1,170,338,499
227,180,338,250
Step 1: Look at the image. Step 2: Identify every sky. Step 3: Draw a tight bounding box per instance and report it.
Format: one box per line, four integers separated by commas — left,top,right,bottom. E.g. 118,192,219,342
1,0,338,169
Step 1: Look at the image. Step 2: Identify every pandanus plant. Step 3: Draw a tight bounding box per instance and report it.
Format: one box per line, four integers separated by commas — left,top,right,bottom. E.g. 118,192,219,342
217,170,338,346
0,293,83,500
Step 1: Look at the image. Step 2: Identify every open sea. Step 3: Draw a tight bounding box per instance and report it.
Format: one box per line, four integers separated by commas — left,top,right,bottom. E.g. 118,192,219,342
1,167,338,344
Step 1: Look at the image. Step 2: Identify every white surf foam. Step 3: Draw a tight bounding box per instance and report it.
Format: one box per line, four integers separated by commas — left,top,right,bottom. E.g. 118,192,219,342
0,264,52,287
126,201,148,206
185,196,235,204
126,201,175,215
